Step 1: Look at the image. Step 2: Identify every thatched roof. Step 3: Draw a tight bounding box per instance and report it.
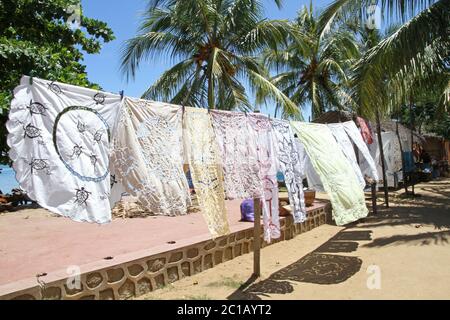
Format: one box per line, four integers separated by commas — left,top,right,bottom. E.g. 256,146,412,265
312,111,354,124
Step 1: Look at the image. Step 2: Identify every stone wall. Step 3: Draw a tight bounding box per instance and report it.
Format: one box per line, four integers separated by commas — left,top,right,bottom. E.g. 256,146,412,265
2,202,331,300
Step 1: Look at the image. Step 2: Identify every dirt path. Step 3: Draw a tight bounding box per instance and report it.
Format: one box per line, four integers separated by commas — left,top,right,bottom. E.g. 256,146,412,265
137,178,450,300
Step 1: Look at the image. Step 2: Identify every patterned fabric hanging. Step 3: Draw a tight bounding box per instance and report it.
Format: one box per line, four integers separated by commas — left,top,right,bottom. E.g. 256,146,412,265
247,113,280,243
183,107,230,238
355,116,373,144
342,121,379,182
6,76,122,223
110,97,190,216
327,123,366,189
291,122,368,226
210,110,262,200
271,119,307,223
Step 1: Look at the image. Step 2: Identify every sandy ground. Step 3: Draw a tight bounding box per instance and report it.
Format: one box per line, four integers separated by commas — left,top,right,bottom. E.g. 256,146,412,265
137,178,450,300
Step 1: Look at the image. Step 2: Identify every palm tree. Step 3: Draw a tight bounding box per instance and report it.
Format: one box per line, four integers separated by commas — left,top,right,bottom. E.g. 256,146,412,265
318,0,450,119
120,0,298,115
261,4,360,119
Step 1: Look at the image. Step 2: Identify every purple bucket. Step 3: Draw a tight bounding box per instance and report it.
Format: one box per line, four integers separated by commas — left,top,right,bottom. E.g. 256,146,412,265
240,199,254,222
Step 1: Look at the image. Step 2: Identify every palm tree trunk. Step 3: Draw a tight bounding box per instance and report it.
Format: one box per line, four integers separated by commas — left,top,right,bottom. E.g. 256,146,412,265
208,74,215,109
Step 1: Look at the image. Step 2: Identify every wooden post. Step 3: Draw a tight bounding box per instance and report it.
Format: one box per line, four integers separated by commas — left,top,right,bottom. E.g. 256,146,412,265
253,198,261,277
371,182,377,215
396,120,408,194
409,101,415,196
376,111,389,207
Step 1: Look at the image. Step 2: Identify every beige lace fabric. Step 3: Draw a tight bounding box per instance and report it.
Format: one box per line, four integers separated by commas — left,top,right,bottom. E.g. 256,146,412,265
110,97,190,216
183,108,230,238
210,110,262,200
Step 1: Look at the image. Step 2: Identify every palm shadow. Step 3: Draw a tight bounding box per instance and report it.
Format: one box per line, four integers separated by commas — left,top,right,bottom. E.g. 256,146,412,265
227,230,371,300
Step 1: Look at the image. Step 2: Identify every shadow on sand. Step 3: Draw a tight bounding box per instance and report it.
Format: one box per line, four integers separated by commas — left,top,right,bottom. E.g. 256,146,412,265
227,230,372,300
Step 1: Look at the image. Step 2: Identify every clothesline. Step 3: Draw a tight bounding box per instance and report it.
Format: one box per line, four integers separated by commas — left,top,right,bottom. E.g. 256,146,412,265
7,76,380,243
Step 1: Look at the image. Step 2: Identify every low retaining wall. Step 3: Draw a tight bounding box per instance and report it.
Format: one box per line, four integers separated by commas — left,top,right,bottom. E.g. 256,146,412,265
1,201,331,300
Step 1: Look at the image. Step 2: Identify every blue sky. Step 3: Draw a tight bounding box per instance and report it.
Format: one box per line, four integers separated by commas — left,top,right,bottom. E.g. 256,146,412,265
81,0,334,118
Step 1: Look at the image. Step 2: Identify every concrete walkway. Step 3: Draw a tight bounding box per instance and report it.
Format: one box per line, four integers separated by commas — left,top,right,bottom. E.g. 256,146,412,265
0,200,245,286
137,178,450,300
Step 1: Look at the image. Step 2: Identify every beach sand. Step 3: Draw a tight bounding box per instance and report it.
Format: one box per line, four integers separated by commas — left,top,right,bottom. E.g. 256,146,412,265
136,178,450,300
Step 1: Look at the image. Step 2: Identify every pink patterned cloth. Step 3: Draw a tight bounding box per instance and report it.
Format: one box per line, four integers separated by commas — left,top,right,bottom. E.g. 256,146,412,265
247,113,280,243
356,117,373,145
210,110,280,243
210,110,262,200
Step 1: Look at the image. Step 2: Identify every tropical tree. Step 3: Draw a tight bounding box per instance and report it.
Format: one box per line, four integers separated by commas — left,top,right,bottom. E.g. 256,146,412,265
0,0,115,164
120,0,298,114
261,4,360,120
318,0,450,119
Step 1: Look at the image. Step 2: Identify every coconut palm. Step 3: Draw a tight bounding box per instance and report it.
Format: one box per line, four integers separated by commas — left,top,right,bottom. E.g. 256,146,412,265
261,4,360,120
120,0,298,115
318,0,450,118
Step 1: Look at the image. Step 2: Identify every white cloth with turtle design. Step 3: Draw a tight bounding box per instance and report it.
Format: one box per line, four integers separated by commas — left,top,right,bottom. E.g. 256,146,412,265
110,97,191,216
6,76,122,223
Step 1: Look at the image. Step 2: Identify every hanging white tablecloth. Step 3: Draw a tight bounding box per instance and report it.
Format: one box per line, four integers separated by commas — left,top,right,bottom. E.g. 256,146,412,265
210,110,262,200
291,122,368,225
342,121,379,182
7,76,122,223
110,97,190,216
328,123,366,189
271,119,306,223
247,113,280,242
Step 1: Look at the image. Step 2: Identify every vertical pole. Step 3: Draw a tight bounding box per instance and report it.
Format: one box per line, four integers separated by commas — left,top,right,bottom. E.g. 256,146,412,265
376,111,389,207
409,100,415,196
371,182,377,215
396,120,408,194
253,198,261,277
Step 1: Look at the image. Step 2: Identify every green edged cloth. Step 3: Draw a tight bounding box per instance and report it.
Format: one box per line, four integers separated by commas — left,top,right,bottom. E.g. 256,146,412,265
291,122,368,225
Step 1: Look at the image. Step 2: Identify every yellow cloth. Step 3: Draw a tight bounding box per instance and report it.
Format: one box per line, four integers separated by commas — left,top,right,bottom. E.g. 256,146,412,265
291,122,368,225
183,108,230,238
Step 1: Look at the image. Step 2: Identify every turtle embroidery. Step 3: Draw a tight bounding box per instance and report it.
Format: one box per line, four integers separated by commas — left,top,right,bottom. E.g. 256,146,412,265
69,143,84,159
75,187,91,205
23,123,42,139
93,93,106,105
93,130,103,143
110,174,117,188
29,158,51,174
27,100,47,116
77,120,87,133
90,153,98,167
47,81,62,95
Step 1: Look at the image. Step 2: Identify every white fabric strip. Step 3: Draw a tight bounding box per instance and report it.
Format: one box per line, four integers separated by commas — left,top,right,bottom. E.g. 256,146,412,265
342,121,379,181
247,113,280,242
271,118,306,223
